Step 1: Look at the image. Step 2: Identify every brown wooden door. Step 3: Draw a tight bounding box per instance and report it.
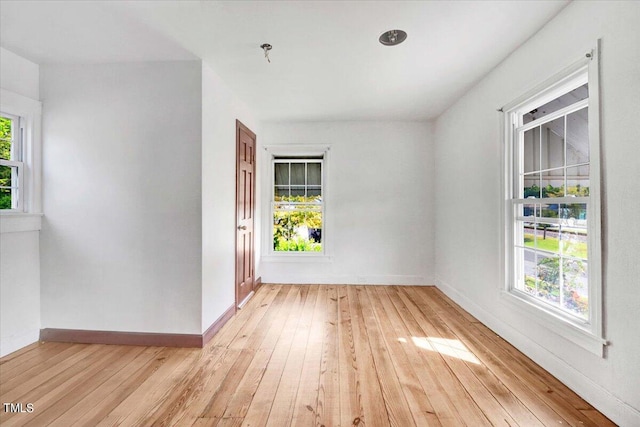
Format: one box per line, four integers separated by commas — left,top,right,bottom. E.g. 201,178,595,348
235,120,256,308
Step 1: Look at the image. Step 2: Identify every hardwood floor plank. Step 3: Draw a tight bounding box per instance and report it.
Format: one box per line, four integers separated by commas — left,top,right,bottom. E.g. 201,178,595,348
0,344,99,403
346,286,390,427
580,408,618,426
383,286,480,427
169,286,295,426
0,284,614,427
219,288,303,421
214,417,244,427
209,284,275,349
336,285,363,427
366,286,442,427
403,287,564,427
137,347,235,426
52,346,166,426
220,348,273,419
199,348,258,421
425,290,612,426
266,285,318,426
0,342,67,379
290,285,328,426
241,286,310,427
395,287,521,427
225,285,283,350
315,285,341,427
20,346,146,427
1,345,122,427
95,347,200,426
0,343,91,395
0,341,42,363
167,347,242,427
356,286,415,427
432,287,596,411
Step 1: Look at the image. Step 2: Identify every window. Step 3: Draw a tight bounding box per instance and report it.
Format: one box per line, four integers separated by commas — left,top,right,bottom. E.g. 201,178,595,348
0,112,24,211
272,156,324,253
0,88,42,231
503,49,603,351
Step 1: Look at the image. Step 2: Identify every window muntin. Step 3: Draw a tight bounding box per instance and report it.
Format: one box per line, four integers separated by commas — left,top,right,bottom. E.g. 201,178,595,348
0,113,24,211
272,158,323,253
508,66,598,324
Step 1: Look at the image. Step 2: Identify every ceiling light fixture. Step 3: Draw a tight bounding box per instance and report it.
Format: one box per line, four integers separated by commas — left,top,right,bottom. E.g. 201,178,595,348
379,29,407,46
260,43,272,63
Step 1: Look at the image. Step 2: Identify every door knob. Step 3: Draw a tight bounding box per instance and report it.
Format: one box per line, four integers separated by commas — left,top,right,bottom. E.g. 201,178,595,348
238,225,247,230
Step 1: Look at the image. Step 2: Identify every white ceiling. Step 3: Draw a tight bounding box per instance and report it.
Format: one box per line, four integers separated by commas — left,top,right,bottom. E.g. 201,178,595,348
0,1,569,121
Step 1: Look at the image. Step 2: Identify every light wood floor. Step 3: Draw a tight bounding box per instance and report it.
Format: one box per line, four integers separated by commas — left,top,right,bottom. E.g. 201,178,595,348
0,285,614,427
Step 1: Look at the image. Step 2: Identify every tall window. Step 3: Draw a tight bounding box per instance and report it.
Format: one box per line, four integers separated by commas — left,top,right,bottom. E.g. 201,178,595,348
272,156,323,252
0,113,23,211
505,54,602,338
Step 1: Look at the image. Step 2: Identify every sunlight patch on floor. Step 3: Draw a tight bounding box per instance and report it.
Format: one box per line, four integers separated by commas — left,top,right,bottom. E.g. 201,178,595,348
409,336,481,365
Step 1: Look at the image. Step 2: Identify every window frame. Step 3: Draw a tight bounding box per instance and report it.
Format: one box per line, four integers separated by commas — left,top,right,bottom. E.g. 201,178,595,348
0,112,25,211
500,45,606,356
263,144,331,260
0,88,43,233
271,157,324,255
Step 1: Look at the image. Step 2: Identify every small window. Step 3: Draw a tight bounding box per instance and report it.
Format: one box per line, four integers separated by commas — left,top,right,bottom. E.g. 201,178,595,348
0,113,24,211
272,156,323,253
504,51,602,344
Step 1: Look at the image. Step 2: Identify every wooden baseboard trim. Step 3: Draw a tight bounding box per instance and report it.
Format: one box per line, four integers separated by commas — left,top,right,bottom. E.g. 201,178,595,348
40,303,237,349
40,328,203,348
254,276,263,292
40,305,236,348
202,304,236,346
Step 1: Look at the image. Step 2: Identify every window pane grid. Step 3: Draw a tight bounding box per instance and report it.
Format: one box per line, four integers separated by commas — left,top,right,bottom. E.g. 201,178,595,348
272,158,323,253
512,83,591,321
0,114,22,210
274,160,322,201
518,103,590,200
514,244,587,261
516,251,589,320
0,163,21,210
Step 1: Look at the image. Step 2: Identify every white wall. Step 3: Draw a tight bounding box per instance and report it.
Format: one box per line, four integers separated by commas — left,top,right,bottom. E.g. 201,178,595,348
433,2,640,425
0,230,40,357
201,63,260,332
0,48,41,357
260,121,434,285
40,61,203,335
0,47,39,100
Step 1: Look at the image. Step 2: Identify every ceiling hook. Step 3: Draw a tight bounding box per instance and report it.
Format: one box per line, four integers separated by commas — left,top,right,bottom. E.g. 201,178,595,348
260,43,272,63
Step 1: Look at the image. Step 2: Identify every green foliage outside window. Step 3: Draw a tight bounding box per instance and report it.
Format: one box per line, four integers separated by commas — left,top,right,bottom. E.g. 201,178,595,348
0,116,12,209
275,236,322,252
273,195,322,252
524,183,589,198
524,257,587,317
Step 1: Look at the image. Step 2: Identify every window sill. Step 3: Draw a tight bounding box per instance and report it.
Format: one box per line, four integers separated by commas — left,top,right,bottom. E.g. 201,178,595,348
0,213,43,234
262,254,333,263
500,289,606,357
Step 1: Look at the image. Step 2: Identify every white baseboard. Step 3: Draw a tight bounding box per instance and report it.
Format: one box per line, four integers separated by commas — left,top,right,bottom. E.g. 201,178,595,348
0,329,40,358
261,274,431,285
435,275,640,427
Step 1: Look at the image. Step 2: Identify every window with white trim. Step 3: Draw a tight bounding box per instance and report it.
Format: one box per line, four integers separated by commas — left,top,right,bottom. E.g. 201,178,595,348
0,89,42,227
272,156,324,253
504,52,602,338
0,113,24,211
